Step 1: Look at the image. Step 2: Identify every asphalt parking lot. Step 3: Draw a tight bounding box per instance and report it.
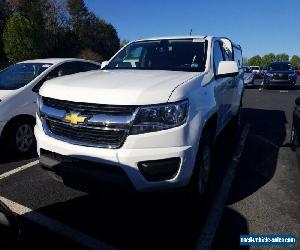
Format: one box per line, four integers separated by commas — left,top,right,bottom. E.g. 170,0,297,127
0,78,299,250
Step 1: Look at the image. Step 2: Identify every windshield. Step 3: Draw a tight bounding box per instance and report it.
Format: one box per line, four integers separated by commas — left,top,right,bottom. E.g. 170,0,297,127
251,67,259,70
0,63,52,90
268,63,292,71
106,39,207,72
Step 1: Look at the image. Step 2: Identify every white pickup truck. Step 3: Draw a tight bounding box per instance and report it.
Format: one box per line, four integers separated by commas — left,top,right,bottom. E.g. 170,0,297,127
35,36,244,195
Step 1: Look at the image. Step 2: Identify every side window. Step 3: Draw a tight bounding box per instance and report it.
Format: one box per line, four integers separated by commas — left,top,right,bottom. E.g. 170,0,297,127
79,62,101,72
55,62,80,76
233,47,243,69
213,41,224,74
220,40,233,61
32,62,80,93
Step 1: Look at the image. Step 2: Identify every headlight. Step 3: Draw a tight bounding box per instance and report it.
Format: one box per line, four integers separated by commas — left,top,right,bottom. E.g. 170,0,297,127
130,99,189,135
266,73,273,77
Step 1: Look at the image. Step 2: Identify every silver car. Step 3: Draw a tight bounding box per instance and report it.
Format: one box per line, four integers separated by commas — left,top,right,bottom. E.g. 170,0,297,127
243,66,255,86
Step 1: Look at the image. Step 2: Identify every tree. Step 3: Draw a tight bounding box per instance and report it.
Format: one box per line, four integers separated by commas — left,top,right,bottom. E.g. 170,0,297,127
261,53,276,67
247,55,262,67
120,40,130,48
67,0,120,59
0,1,10,61
78,48,103,62
3,14,41,63
291,55,300,68
275,53,289,62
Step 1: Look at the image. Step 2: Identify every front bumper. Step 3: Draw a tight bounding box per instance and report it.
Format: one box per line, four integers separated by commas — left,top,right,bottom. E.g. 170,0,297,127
35,116,196,192
264,78,296,86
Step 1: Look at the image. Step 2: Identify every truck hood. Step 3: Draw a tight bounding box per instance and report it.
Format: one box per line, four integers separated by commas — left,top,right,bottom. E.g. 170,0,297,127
40,70,200,105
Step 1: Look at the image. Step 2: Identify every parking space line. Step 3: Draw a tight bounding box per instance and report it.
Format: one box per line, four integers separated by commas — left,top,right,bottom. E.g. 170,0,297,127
0,196,117,250
196,125,250,250
0,160,39,180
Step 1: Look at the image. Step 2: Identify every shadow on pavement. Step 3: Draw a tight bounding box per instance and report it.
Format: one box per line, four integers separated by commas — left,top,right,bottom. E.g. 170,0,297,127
212,207,249,250
228,107,287,204
24,125,239,250
0,149,37,165
31,192,206,250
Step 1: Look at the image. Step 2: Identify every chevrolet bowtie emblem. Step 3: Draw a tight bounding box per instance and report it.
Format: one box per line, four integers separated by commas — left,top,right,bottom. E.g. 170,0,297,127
64,113,87,125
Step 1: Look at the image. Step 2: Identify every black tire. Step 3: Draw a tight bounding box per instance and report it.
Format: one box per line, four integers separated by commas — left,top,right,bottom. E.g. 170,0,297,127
188,128,215,198
2,118,36,156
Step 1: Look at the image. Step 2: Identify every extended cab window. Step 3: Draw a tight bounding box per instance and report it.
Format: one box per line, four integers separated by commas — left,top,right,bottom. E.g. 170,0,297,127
106,39,207,72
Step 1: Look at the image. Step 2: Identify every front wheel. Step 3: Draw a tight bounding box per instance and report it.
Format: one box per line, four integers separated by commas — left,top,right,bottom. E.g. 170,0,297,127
3,119,35,155
189,129,214,197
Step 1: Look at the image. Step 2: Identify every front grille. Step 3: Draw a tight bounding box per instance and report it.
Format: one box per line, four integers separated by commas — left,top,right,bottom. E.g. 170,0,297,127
46,118,127,148
43,97,137,115
274,74,288,80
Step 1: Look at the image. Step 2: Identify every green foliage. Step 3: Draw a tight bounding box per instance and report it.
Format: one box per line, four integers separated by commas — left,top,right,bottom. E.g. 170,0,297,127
0,1,10,61
261,53,276,67
275,53,289,62
3,14,41,63
120,40,131,48
67,0,120,60
0,0,120,62
291,55,300,68
247,53,296,67
247,55,262,67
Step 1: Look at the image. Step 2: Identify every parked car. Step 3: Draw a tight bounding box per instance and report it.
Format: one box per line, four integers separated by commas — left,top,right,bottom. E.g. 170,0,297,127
296,68,300,76
243,66,255,86
290,97,300,169
249,66,261,78
36,36,244,195
260,67,267,77
0,58,101,155
263,61,297,89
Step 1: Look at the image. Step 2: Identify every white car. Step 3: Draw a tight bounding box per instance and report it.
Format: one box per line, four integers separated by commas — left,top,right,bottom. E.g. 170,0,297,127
243,66,255,85
0,58,100,155
249,66,261,78
36,36,244,194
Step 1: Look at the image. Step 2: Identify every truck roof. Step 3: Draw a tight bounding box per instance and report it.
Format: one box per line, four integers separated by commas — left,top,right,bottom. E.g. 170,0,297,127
134,35,241,50
19,58,100,65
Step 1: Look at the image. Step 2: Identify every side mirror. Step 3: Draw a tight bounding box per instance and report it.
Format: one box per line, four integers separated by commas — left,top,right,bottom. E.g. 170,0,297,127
295,97,300,106
216,61,239,78
101,61,109,69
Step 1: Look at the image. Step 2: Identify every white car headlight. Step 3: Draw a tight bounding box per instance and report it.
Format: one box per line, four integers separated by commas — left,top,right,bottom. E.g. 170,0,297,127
266,73,273,77
130,99,189,135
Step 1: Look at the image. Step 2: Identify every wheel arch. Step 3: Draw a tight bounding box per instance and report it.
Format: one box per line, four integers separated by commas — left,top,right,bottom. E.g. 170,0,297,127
1,114,35,137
